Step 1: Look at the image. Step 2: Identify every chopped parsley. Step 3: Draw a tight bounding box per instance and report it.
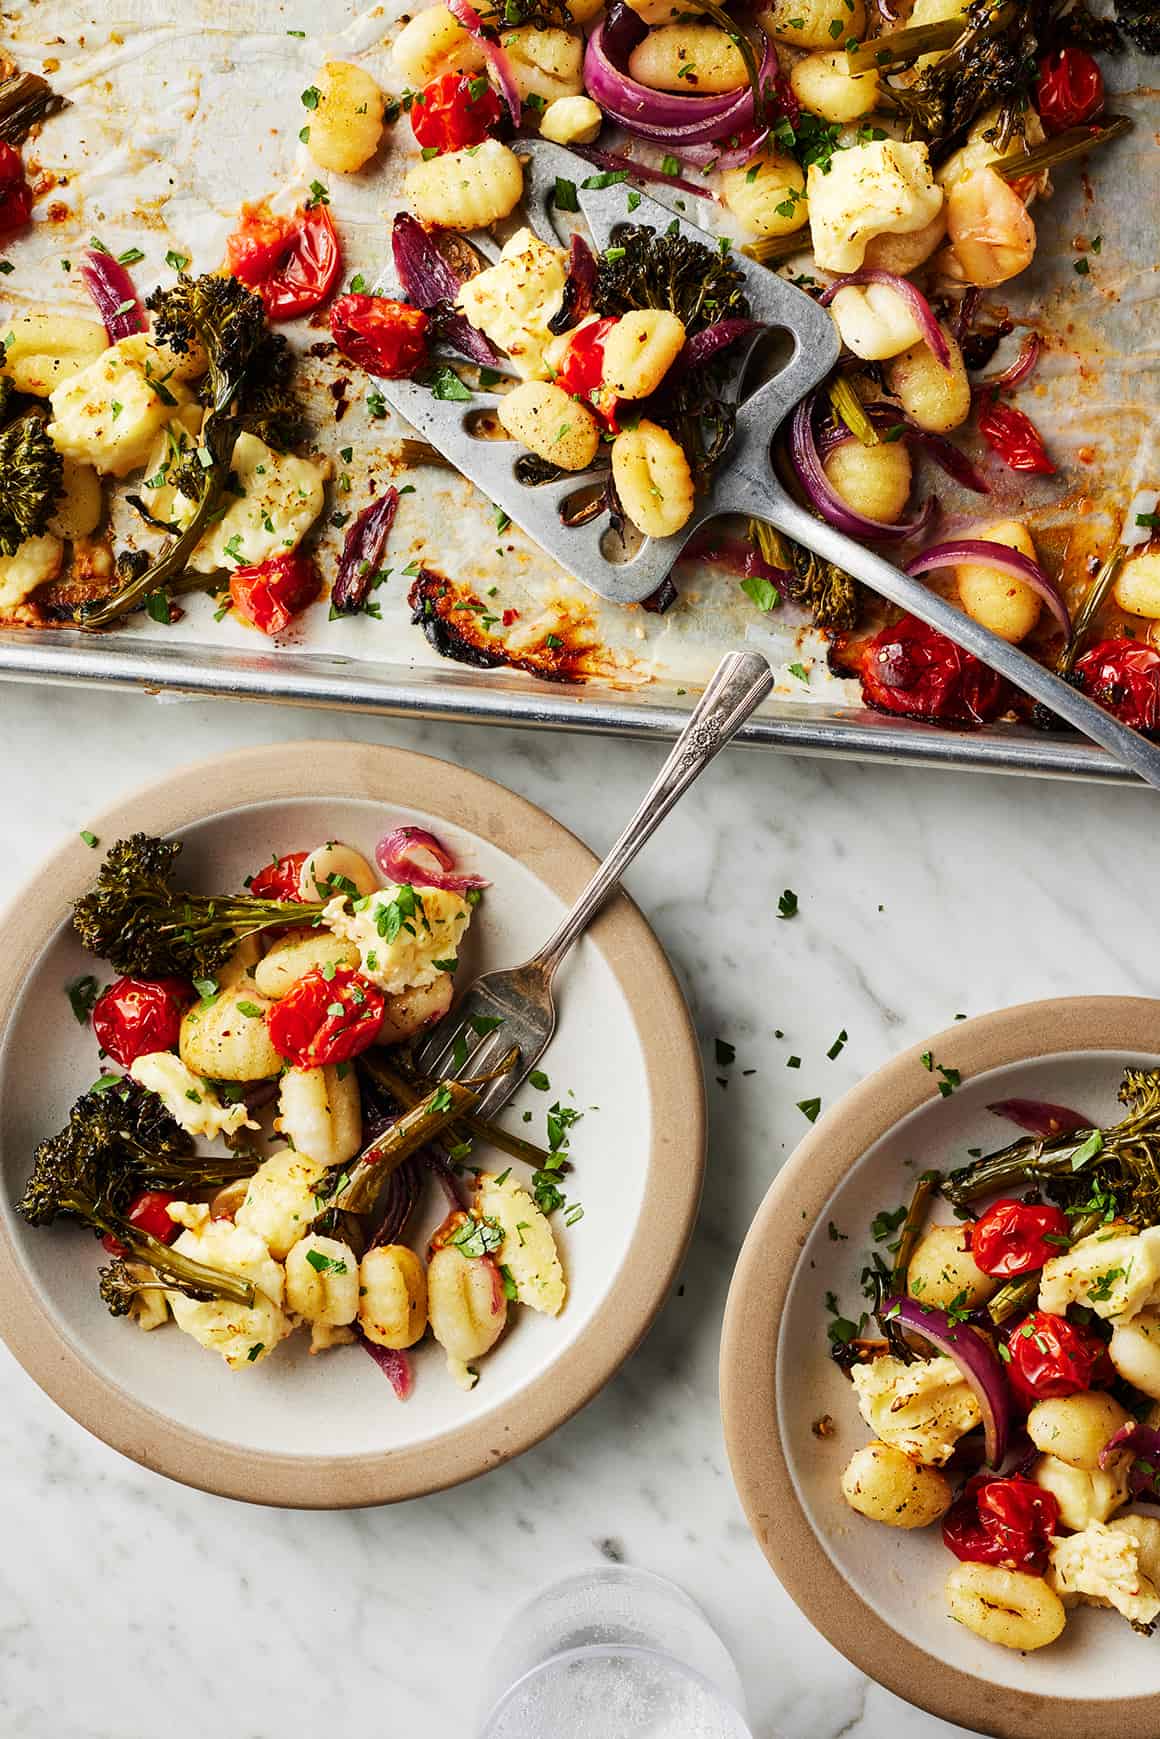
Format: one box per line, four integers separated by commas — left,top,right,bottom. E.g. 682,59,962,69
777,888,798,920
66,975,101,1025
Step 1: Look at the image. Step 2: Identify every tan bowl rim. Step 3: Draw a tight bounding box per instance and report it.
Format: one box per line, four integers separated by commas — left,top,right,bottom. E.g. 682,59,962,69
720,995,1160,1739
0,740,705,1508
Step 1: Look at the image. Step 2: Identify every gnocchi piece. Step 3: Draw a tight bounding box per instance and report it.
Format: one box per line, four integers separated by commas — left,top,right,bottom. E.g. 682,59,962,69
840,1440,952,1528
1114,551,1160,621
937,165,1035,288
427,1246,508,1388
562,0,606,18
185,433,326,574
130,1050,259,1142
403,137,524,230
884,323,970,433
862,207,948,274
305,62,385,174
456,227,569,381
538,94,602,146
498,380,601,472
358,1244,428,1349
235,1146,329,1261
611,420,695,539
944,1563,1066,1652
851,1354,980,1464
253,928,361,999
1109,1307,1160,1399
166,1204,291,1369
600,310,686,400
499,26,584,104
790,51,879,123
475,1170,565,1315
758,0,866,49
807,138,943,275
298,841,378,902
285,1234,360,1325
0,534,63,614
627,24,748,93
1049,1520,1160,1626
376,973,455,1045
393,6,487,85
1033,1454,1130,1531
215,933,263,992
46,460,103,540
1026,1391,1134,1472
823,437,912,525
48,338,191,478
720,150,807,239
955,520,1041,644
829,283,922,363
276,1065,363,1169
179,982,283,1081
0,310,108,397
906,1223,998,1310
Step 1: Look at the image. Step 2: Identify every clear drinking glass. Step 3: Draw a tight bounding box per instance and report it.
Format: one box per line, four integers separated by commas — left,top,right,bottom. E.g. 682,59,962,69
477,1565,755,1739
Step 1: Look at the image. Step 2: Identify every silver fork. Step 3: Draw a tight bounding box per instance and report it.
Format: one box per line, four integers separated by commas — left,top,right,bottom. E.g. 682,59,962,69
413,648,774,1116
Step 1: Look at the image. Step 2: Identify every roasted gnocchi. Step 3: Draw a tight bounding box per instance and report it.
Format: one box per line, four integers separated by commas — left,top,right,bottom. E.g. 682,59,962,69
403,137,523,229
611,420,695,538
306,62,385,173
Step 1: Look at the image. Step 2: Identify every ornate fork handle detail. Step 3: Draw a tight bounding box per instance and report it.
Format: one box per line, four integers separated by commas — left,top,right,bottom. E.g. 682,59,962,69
532,651,774,983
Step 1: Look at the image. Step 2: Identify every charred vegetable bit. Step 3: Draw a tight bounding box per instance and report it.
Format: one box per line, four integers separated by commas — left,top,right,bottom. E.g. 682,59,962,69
892,1169,942,1296
0,71,67,145
752,520,862,631
0,413,62,556
594,224,749,335
72,833,327,979
324,1079,480,1218
362,1052,555,1170
18,1084,255,1311
944,1067,1160,1232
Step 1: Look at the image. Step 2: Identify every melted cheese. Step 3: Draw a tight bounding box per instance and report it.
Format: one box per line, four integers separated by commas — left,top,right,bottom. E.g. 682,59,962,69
456,228,568,381
807,139,943,274
850,1353,981,1465
323,883,473,995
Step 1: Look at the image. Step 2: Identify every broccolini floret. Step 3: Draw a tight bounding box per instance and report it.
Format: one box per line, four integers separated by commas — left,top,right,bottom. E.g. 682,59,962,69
0,414,62,557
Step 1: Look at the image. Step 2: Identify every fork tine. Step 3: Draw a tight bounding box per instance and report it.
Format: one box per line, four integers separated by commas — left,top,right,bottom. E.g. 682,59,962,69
460,1025,520,1085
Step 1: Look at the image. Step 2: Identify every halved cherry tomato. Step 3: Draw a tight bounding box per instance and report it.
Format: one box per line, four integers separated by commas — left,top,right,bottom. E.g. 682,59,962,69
0,141,32,239
1036,47,1104,135
101,1189,182,1255
977,395,1055,475
247,850,309,901
229,551,321,636
969,1198,1071,1278
411,72,503,153
1075,639,1160,738
860,615,1010,725
226,200,341,321
91,976,194,1067
329,293,429,378
555,316,620,426
943,1474,1060,1574
1005,1309,1112,1403
266,966,385,1067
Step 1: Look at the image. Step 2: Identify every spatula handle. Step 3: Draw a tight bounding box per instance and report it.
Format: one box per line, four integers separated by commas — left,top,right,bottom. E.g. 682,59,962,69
532,649,774,981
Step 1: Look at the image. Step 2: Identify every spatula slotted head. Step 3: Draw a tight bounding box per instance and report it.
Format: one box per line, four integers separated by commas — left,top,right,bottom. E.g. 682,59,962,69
377,138,839,604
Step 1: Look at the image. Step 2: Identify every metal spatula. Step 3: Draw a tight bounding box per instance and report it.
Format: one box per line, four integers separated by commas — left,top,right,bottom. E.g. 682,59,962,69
378,138,1160,790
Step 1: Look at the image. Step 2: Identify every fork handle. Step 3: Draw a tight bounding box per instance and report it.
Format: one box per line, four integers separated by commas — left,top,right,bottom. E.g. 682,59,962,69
531,649,774,982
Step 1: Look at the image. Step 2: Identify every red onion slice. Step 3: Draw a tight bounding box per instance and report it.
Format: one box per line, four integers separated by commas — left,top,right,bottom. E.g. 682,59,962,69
376,825,490,893
906,539,1071,638
391,212,504,369
885,1296,1011,1468
445,0,522,125
974,333,1042,392
987,1097,1090,1138
361,1335,414,1400
790,393,935,542
548,233,598,336
1101,1423,1160,1497
570,144,719,201
583,19,771,147
672,316,766,376
332,488,399,615
80,247,147,341
675,127,770,172
820,269,950,370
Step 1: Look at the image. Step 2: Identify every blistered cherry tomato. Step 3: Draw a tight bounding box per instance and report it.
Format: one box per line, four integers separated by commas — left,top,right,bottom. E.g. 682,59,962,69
0,142,32,239
1074,638,1160,737
248,850,309,901
943,1473,1060,1574
91,976,194,1067
977,396,1055,475
555,316,620,426
860,615,1009,725
229,551,321,636
411,72,503,153
226,200,341,320
329,293,429,378
1005,1309,1111,1403
266,966,385,1067
969,1198,1072,1278
1036,48,1104,134
101,1189,182,1255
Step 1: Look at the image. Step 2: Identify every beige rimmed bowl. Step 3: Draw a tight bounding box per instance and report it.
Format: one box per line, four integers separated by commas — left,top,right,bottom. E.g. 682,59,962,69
0,742,704,1508
721,997,1160,1739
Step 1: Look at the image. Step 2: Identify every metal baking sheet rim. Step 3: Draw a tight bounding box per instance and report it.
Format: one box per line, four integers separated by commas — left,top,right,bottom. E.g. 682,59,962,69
0,633,1139,786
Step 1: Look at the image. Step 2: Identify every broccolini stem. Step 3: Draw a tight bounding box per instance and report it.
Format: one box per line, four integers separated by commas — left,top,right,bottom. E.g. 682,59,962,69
119,1224,256,1306
845,15,967,73
0,71,67,144
994,116,1133,187
362,1054,554,1169
1057,543,1127,676
829,377,879,448
942,1134,1084,1204
742,233,808,267
327,1080,480,1217
892,1169,941,1297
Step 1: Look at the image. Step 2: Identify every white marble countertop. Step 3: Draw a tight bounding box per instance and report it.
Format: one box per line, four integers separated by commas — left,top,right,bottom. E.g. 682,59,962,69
2,680,1155,1739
